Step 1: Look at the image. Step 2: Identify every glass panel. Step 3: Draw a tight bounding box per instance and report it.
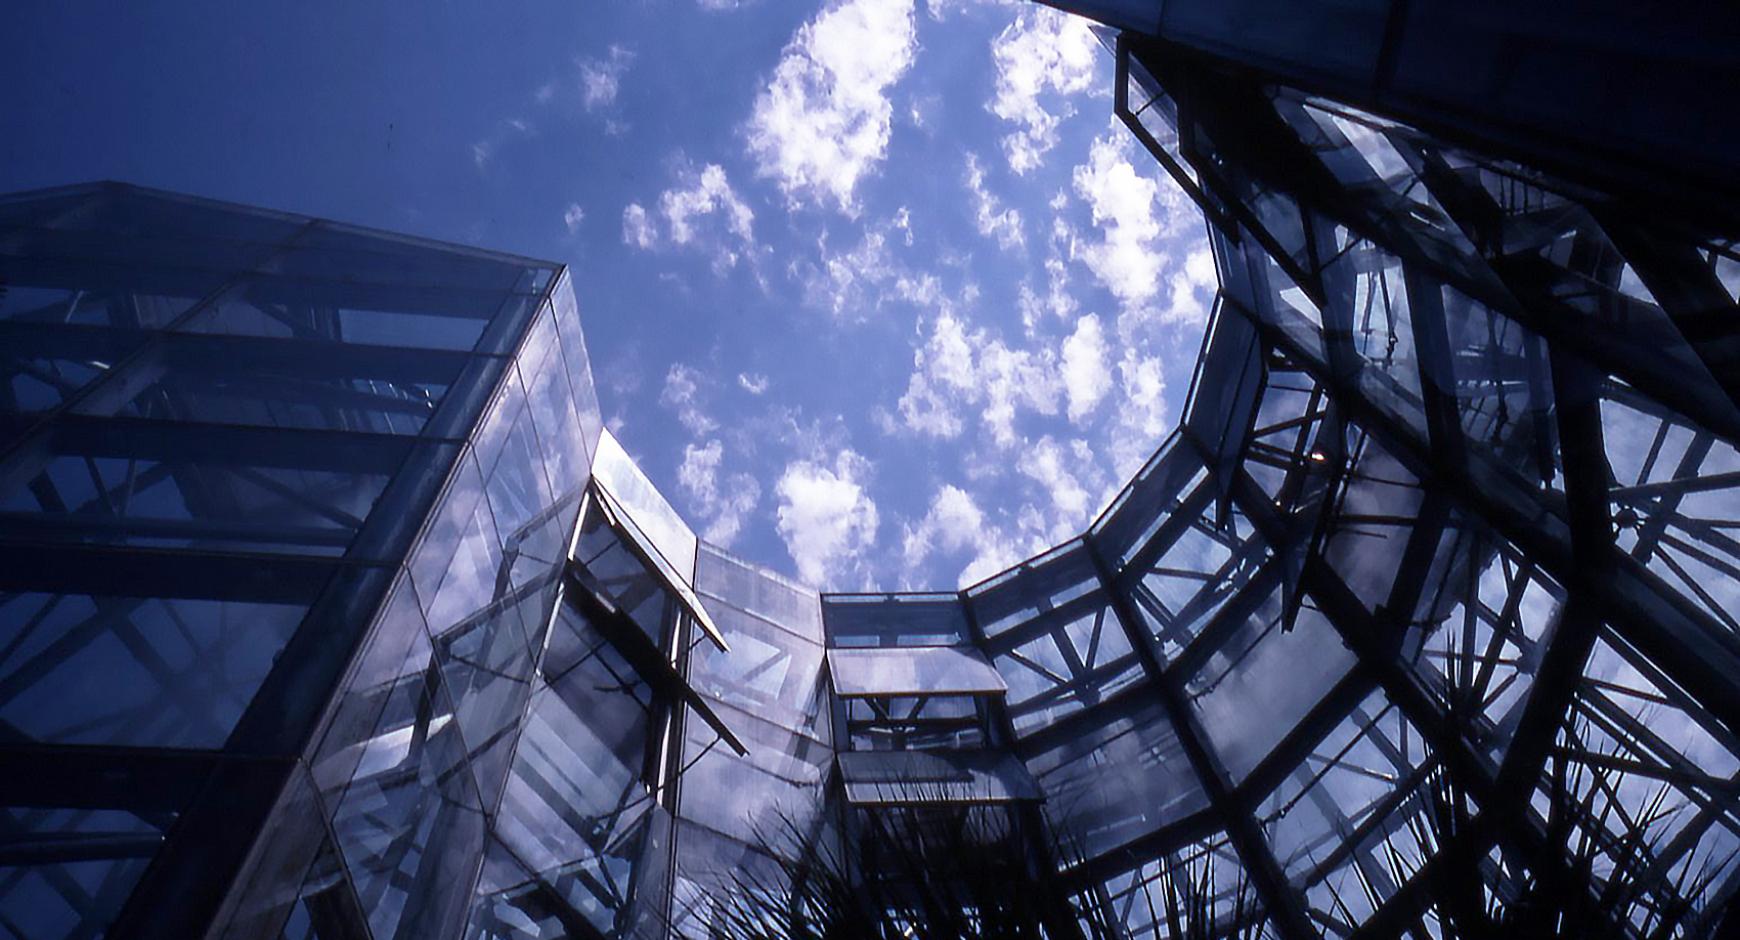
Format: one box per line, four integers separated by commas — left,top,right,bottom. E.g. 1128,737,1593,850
1605,386,1740,636
679,546,833,865
969,540,1101,636
1405,533,1562,764
1121,50,1196,187
204,766,342,940
0,592,305,747
1437,286,1551,468
410,452,512,641
0,424,410,559
1188,600,1357,783
593,481,726,650
1027,697,1207,860
1127,496,1270,663
668,824,783,940
697,543,822,645
0,323,147,414
847,694,987,752
591,430,697,585
0,805,176,940
477,388,568,603
1549,632,1740,927
516,306,588,502
1084,831,1271,939
1334,244,1423,411
820,593,970,648
435,569,559,814
1256,691,1432,888
74,335,466,436
547,271,603,468
327,618,486,940
674,698,831,847
689,598,827,732
1092,439,1205,572
311,578,431,797
477,662,665,936
982,598,1144,735
272,222,551,294
0,184,296,289
572,497,673,648
0,186,101,229
1319,431,1426,613
827,646,1006,697
1288,99,1479,265
1240,372,1316,504
273,832,371,940
184,276,517,352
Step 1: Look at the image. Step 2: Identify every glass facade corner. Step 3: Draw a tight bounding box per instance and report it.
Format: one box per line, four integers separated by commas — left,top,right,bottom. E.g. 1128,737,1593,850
0,182,582,940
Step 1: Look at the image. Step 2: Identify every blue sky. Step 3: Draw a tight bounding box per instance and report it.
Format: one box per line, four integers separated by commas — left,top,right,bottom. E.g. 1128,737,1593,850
3,0,1212,591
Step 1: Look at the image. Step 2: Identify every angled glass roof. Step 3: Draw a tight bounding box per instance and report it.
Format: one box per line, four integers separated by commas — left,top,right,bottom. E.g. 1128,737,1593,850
590,429,728,651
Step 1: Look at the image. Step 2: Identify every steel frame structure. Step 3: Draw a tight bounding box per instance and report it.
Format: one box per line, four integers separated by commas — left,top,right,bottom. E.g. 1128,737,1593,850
1012,10,1740,933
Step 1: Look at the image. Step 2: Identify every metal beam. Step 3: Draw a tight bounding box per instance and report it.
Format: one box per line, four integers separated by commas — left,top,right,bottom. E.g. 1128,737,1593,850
1083,535,1321,940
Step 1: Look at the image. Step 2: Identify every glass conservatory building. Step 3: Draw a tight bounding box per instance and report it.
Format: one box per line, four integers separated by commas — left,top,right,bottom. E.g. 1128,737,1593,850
3,5,1740,937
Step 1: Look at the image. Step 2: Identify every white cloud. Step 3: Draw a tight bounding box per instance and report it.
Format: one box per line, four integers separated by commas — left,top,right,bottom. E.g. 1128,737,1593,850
471,119,536,172
579,45,635,112
678,439,762,546
895,374,965,439
623,164,762,273
563,203,585,234
1017,436,1094,529
925,0,1015,20
895,313,978,439
1110,349,1169,478
1072,132,1167,315
798,220,945,320
900,443,1113,588
659,363,718,436
902,484,982,564
964,153,1024,251
747,0,917,214
802,229,892,317
680,441,724,501
1168,245,1217,324
979,340,1063,446
900,484,1019,588
869,405,900,436
989,9,1099,174
775,450,880,588
924,316,984,393
1060,313,1111,421
1018,199,1082,331
662,164,755,246
622,203,655,249
895,313,1064,446
738,372,770,395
